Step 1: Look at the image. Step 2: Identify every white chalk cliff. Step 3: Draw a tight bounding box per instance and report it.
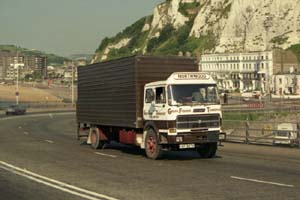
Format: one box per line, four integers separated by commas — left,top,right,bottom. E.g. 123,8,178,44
94,0,300,62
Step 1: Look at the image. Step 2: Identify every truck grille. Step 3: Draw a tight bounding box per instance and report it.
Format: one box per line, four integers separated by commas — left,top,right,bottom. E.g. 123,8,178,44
176,114,220,129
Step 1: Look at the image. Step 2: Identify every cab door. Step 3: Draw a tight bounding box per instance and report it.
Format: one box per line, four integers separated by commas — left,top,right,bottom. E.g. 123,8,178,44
143,87,155,120
143,86,168,120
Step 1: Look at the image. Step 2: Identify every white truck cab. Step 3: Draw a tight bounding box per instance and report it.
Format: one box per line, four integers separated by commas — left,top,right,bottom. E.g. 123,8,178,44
142,72,222,158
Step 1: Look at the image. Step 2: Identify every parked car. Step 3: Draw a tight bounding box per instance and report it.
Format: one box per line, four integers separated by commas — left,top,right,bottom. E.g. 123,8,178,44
6,104,27,115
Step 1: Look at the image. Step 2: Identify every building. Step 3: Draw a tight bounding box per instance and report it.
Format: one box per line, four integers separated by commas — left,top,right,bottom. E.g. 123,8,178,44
199,49,299,93
271,74,300,95
0,51,47,80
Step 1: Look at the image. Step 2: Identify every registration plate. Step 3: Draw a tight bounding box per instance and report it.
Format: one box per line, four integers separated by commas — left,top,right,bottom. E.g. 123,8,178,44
179,144,195,149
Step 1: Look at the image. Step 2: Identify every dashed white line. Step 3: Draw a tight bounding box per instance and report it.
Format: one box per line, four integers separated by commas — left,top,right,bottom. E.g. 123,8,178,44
0,161,119,200
45,140,54,144
231,176,295,188
94,152,117,158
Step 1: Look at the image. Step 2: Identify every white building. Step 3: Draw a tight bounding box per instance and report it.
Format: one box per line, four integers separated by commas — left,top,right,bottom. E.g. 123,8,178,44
200,51,273,92
271,74,300,95
200,50,300,93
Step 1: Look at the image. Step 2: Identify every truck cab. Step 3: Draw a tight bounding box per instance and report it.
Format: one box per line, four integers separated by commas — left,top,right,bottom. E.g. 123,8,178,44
142,72,222,159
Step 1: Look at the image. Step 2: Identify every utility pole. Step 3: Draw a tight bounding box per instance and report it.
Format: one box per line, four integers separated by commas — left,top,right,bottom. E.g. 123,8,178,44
263,16,273,96
71,62,75,106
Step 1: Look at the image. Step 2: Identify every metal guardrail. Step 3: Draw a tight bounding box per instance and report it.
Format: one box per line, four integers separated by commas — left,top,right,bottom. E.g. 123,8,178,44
223,120,300,148
0,101,74,110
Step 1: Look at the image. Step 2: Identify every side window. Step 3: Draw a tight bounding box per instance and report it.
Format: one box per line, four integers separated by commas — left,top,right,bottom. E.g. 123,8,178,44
155,87,166,104
145,89,154,103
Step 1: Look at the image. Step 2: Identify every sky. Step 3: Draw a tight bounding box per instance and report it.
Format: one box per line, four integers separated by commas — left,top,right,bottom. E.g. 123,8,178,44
0,0,164,57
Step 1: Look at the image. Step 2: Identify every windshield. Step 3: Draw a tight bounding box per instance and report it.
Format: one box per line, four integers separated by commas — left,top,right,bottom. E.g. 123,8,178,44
169,84,219,105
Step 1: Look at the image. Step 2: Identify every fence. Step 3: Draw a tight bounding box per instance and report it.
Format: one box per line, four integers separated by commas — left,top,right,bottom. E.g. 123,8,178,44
223,119,300,148
0,101,74,110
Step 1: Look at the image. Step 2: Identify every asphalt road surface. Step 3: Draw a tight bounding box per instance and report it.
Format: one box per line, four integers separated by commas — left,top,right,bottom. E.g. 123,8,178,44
0,113,299,200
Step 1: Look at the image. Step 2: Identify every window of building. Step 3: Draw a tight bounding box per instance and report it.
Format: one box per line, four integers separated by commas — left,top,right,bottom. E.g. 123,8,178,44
279,78,282,84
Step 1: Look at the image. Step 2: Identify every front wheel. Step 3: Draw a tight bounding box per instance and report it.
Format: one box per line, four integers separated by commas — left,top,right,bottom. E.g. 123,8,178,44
145,128,162,160
90,128,106,149
197,142,217,158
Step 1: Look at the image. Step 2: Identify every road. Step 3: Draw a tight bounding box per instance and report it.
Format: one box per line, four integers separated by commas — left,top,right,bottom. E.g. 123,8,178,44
0,113,299,200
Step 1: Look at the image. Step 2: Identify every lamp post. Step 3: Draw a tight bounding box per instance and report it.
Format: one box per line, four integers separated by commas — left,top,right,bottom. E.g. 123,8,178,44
11,61,24,105
71,62,76,106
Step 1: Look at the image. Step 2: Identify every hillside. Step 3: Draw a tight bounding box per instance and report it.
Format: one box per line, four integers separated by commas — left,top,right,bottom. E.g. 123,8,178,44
93,0,300,63
0,45,70,65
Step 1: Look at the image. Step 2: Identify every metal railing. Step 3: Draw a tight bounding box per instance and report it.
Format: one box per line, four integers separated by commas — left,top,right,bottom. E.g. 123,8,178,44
223,120,300,148
0,101,74,110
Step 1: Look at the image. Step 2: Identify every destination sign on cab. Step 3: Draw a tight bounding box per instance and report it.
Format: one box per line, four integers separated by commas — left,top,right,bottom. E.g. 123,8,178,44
174,73,209,80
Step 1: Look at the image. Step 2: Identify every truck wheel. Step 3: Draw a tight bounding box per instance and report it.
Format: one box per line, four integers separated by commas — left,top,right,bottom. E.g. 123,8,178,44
197,142,217,158
90,128,105,149
145,129,162,160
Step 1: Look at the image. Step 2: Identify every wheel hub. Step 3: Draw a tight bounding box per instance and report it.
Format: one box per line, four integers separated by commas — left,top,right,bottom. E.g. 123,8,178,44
147,136,156,154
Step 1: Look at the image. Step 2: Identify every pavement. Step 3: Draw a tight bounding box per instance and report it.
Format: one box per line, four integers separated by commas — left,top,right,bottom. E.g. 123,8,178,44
0,113,300,200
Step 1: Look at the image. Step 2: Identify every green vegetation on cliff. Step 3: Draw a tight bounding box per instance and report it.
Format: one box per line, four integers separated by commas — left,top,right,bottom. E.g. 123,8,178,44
95,16,152,60
147,23,216,56
287,44,300,62
178,2,200,17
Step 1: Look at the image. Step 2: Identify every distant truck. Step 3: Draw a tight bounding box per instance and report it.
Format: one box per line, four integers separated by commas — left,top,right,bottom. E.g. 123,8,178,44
77,56,222,159
273,123,299,147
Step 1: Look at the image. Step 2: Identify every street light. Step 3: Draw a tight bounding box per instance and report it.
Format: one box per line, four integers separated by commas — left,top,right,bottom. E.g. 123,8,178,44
71,62,76,106
10,58,24,105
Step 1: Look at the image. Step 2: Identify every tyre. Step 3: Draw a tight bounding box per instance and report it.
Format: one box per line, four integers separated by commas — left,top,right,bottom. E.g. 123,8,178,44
145,128,162,160
197,142,217,158
90,128,106,149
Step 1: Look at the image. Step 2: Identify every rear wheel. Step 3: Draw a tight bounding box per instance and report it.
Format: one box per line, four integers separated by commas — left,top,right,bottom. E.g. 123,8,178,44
90,128,106,149
197,142,217,158
145,128,162,160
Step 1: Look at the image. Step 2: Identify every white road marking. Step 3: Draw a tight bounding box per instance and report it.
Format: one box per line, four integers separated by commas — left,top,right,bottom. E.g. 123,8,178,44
231,176,295,188
24,132,29,135
94,152,117,158
0,161,119,200
45,140,54,144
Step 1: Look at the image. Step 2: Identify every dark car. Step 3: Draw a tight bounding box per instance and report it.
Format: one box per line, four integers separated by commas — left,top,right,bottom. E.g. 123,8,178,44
6,104,27,115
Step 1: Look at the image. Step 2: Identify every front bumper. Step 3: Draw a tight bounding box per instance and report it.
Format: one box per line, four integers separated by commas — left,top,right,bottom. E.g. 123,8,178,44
160,131,219,145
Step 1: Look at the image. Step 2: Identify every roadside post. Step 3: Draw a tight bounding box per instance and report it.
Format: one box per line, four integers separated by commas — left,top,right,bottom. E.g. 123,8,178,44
245,119,250,144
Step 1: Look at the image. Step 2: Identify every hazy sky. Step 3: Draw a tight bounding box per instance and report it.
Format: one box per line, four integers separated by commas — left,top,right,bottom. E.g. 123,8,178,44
0,0,164,57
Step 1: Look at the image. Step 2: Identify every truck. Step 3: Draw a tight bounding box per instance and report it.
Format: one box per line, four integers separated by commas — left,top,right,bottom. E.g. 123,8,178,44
273,123,299,147
77,55,222,159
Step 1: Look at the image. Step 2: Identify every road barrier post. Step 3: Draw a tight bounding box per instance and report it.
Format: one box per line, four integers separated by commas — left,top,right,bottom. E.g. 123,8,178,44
245,119,250,144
